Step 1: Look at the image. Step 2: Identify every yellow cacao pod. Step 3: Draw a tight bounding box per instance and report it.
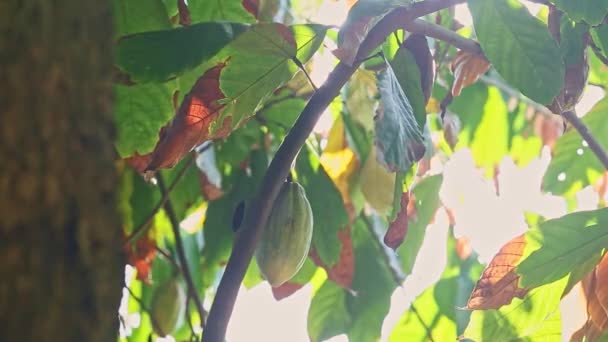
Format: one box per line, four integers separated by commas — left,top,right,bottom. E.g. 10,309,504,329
256,180,313,287
150,277,186,337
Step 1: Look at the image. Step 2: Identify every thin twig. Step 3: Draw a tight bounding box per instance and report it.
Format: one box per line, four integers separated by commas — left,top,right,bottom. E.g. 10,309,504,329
562,110,608,170
590,39,608,66
157,175,208,332
156,246,183,273
202,1,467,341
124,145,210,245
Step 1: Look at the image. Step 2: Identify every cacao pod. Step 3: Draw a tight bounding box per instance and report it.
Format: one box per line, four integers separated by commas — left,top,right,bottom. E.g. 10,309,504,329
150,277,186,337
256,180,313,287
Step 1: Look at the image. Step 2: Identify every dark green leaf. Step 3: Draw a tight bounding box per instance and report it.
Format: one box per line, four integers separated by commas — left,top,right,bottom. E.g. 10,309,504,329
375,57,426,172
114,81,178,157
468,0,564,104
551,0,608,26
113,0,171,38
296,146,349,266
517,208,608,288
390,42,428,129
543,96,608,195
560,17,589,67
116,22,248,83
592,23,608,58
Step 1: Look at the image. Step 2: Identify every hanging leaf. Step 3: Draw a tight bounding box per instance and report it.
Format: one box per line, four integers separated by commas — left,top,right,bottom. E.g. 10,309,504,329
384,192,411,250
115,22,249,83
307,281,351,342
112,0,171,38
345,69,378,131
124,233,157,284
297,146,349,267
359,147,396,215
375,56,426,172
468,0,564,104
451,50,490,97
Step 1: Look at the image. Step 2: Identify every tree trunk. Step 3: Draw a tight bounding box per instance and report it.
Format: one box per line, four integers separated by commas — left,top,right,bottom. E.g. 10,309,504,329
0,1,124,341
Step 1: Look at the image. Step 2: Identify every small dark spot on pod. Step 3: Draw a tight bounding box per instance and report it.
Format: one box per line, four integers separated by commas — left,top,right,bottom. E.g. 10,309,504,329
232,201,245,232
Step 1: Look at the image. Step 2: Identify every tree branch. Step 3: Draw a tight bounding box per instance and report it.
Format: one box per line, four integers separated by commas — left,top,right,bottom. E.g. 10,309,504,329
561,110,608,170
157,175,208,332
202,0,466,341
404,19,483,56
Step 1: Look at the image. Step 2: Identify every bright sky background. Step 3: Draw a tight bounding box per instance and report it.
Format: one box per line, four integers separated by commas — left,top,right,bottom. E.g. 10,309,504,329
121,1,606,341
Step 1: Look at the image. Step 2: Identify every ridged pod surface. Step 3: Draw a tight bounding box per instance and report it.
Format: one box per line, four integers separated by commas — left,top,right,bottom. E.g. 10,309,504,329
256,180,313,287
150,278,186,337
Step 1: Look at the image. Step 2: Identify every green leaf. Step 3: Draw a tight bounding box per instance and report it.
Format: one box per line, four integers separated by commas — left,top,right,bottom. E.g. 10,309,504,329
116,22,249,83
462,277,566,341
296,146,349,267
347,219,397,342
468,0,564,104
517,208,608,289
307,281,351,342
112,0,171,38
551,0,608,26
113,81,178,157
188,0,256,23
390,44,428,129
398,175,443,275
212,23,327,133
592,23,608,58
375,57,426,172
469,86,509,172
543,97,608,196
161,158,203,220
560,17,589,67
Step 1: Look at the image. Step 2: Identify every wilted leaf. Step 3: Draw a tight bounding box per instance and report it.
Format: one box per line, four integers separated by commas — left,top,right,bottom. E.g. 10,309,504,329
124,233,157,284
451,50,490,97
467,234,528,310
384,192,411,250
595,253,608,321
468,0,564,104
310,227,355,288
143,63,230,171
583,272,608,333
375,56,426,172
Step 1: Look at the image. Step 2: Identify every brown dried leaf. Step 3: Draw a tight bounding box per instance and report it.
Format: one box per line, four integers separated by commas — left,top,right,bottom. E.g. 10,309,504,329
595,253,608,324
570,321,604,342
450,50,490,97
242,0,259,18
583,271,608,332
144,62,232,172
466,234,528,309
200,172,223,201
310,227,354,288
384,192,410,250
271,282,305,301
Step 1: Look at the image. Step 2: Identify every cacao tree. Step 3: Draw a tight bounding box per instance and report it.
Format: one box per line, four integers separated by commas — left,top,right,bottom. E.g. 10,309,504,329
4,0,608,341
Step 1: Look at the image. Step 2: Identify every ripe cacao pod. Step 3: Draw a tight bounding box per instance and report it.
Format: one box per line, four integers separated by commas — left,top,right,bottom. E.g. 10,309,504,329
150,277,186,337
256,180,313,287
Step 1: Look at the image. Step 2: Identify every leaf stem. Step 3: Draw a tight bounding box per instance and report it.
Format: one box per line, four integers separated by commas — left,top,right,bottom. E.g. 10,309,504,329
203,1,466,341
156,174,208,332
561,110,608,170
403,19,483,56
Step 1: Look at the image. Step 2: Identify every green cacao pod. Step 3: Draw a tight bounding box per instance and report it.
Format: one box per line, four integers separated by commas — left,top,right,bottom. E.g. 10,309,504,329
150,277,186,337
256,180,313,287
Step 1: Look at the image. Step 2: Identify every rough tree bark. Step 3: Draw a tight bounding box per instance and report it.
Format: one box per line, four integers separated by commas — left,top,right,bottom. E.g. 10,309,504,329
0,1,124,341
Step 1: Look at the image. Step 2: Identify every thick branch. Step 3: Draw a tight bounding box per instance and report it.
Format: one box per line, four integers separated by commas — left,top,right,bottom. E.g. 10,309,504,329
202,0,466,341
561,110,608,170
404,19,483,56
157,175,208,331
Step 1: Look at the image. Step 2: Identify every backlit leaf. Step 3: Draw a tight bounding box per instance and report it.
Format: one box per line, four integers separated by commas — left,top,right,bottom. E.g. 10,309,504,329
468,0,564,104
